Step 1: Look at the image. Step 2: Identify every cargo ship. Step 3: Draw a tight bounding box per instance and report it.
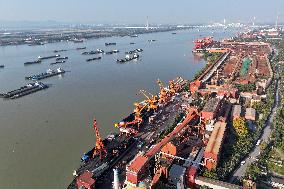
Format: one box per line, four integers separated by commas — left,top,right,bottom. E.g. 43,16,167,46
0,82,48,99
38,54,60,60
86,57,102,62
25,68,65,81
67,121,138,189
24,60,41,65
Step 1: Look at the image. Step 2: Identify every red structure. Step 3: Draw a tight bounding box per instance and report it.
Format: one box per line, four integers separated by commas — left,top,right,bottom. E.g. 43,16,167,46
189,80,201,94
76,171,96,189
204,121,226,170
92,118,107,159
193,37,214,50
126,108,199,185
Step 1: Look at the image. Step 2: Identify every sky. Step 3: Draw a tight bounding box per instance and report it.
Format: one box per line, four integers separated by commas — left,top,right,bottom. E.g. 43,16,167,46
0,0,283,24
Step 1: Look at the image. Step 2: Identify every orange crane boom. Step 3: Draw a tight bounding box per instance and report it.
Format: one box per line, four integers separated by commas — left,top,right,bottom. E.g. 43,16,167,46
92,118,107,159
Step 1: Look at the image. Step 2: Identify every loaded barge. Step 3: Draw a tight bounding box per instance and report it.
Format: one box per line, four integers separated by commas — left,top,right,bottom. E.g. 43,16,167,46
82,49,104,55
117,53,139,63
125,48,143,54
50,60,66,65
25,68,65,80
86,57,101,62
0,82,48,99
105,50,119,55
76,47,86,50
24,60,41,65
56,57,68,61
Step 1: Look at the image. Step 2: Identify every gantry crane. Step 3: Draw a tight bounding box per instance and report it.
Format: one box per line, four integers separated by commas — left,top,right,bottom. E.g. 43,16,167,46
168,80,176,96
157,79,169,104
92,118,107,160
115,102,148,131
138,90,158,111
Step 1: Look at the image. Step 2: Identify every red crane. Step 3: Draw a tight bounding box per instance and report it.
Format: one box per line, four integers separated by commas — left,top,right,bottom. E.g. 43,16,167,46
92,118,107,160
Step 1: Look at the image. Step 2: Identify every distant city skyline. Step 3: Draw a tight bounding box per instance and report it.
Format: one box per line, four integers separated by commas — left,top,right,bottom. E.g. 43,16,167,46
0,0,283,25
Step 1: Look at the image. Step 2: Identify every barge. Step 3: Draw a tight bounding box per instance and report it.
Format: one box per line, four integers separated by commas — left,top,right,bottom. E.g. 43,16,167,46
54,49,67,53
24,60,41,65
82,49,104,55
0,82,48,99
38,54,60,60
125,48,143,54
76,47,87,50
50,60,66,65
105,42,116,46
105,50,119,55
117,53,139,63
25,68,65,80
56,57,68,61
86,57,102,62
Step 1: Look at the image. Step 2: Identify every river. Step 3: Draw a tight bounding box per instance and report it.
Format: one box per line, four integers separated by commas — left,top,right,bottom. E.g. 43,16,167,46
0,28,237,189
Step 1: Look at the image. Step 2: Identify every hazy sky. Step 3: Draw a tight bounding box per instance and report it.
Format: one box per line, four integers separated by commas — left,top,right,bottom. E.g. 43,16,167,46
0,0,283,24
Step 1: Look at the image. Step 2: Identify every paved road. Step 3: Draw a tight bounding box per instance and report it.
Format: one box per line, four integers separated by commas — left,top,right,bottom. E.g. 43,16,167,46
229,78,280,183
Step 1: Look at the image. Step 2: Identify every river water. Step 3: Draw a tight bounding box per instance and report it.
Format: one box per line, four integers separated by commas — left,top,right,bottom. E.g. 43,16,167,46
0,28,237,189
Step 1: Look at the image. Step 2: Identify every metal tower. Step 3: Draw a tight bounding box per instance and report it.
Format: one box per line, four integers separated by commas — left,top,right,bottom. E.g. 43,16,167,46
146,16,149,30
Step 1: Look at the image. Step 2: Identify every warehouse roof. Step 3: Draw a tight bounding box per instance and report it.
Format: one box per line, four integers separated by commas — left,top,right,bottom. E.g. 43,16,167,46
202,98,221,113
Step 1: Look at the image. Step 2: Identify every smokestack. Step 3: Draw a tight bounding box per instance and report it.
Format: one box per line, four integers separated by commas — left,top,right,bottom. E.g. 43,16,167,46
113,169,119,189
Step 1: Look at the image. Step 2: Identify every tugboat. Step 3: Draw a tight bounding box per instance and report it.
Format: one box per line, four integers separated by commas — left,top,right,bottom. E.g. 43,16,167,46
112,50,119,53
25,68,65,80
0,65,4,68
